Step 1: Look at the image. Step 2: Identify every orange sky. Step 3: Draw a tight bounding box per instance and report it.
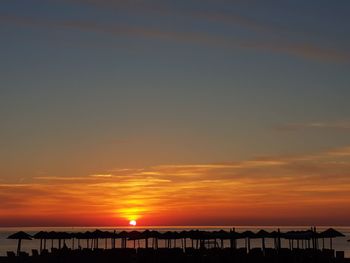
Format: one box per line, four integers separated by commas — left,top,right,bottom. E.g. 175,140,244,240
1,146,350,227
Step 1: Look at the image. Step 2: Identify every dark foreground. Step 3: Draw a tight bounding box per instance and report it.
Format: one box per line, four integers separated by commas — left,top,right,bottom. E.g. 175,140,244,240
0,248,348,263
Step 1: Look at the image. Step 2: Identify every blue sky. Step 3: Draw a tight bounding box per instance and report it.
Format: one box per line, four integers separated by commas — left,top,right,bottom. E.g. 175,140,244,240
1,0,350,180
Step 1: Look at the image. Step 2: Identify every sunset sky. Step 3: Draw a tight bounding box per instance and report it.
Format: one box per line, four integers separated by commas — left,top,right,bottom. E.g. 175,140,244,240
1,0,350,227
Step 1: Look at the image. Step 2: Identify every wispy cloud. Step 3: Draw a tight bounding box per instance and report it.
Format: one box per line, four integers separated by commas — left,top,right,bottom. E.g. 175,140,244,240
0,14,349,62
1,146,350,226
275,120,350,132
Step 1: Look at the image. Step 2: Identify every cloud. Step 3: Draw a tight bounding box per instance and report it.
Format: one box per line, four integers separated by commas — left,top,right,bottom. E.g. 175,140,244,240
1,145,350,226
0,14,349,62
89,174,113,178
275,120,350,132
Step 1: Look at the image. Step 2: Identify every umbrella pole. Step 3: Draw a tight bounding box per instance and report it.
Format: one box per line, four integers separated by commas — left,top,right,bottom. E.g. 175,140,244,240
17,239,22,256
40,239,43,252
330,238,333,250
262,238,265,251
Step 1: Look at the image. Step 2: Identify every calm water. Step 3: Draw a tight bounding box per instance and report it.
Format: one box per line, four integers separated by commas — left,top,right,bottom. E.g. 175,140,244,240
1,226,349,257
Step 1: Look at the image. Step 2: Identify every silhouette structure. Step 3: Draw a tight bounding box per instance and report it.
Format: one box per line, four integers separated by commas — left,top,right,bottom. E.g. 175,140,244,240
2,228,348,263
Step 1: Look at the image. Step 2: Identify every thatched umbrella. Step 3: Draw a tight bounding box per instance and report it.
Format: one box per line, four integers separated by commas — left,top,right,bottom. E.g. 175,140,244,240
101,231,112,249
141,230,151,248
186,230,199,248
270,229,283,250
56,232,71,249
128,230,142,248
91,230,105,249
33,231,48,252
7,231,32,256
73,232,85,249
214,230,230,248
46,231,57,249
149,230,161,249
241,231,255,252
256,230,270,251
119,231,128,248
284,230,314,249
111,230,119,249
319,228,345,249
160,231,172,248
229,228,240,249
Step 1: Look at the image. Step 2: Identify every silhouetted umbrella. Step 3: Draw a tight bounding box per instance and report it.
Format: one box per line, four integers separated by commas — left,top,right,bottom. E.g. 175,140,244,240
7,231,32,256
82,231,93,249
141,230,151,248
73,232,86,249
127,231,141,248
46,231,57,249
256,230,270,250
149,230,161,249
33,231,48,252
119,231,128,248
320,228,345,249
241,231,256,251
270,230,283,249
213,230,229,248
91,230,105,249
179,231,190,249
56,232,71,249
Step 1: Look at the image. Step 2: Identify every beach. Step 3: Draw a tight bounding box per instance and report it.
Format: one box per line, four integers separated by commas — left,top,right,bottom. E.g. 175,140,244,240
0,226,349,262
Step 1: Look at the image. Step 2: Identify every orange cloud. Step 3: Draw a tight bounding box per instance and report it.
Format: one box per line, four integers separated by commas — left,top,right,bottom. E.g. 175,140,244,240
1,146,350,226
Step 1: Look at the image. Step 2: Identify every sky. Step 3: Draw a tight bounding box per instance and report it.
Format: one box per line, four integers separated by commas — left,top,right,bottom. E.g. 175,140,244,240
1,0,350,227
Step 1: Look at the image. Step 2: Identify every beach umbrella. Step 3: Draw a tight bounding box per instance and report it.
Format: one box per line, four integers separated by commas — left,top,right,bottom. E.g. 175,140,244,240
141,230,151,248
119,231,128,248
149,230,161,249
229,228,240,249
211,230,228,248
46,231,57,249
83,231,93,249
241,231,255,251
128,230,142,248
270,230,283,249
101,231,112,249
256,230,270,250
284,230,315,249
7,231,32,256
320,228,345,249
56,232,71,249
73,232,86,249
33,231,48,252
179,231,190,249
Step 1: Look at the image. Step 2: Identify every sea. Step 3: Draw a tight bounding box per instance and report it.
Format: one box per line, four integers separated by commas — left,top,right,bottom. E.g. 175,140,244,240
0,226,349,257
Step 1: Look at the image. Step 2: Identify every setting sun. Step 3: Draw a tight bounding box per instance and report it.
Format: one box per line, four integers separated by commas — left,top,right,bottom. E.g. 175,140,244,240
129,220,137,226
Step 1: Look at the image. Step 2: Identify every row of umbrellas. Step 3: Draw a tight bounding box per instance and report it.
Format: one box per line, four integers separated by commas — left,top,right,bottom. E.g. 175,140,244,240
7,228,347,256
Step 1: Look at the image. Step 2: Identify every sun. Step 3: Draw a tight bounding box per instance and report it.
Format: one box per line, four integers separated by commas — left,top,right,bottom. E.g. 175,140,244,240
129,220,137,226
